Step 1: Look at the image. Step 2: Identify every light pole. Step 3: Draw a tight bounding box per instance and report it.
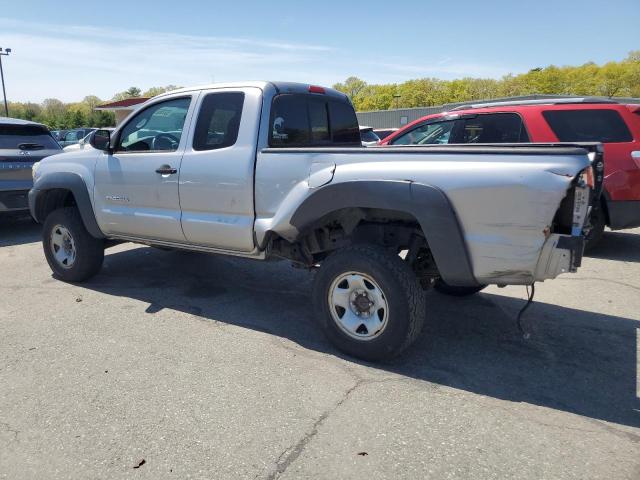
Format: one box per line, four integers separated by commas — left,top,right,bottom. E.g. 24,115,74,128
0,47,11,117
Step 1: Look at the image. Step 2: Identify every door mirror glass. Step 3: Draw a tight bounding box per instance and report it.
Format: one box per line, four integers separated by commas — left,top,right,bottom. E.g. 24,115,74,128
91,129,111,151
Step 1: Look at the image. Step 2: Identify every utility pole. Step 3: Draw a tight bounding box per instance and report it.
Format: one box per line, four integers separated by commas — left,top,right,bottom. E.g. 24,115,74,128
0,47,11,117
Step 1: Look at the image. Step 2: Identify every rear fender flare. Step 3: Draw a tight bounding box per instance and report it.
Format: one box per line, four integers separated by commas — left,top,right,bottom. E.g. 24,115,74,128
289,180,478,287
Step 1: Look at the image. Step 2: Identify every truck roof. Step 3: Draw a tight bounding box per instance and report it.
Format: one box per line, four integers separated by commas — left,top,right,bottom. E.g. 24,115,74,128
154,81,349,101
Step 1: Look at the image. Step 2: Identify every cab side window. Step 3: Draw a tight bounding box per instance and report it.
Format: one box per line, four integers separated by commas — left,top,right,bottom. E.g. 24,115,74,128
458,113,529,143
193,92,245,151
391,120,455,145
117,97,191,152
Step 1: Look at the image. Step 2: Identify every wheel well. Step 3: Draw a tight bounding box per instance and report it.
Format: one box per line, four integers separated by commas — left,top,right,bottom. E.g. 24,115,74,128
35,189,78,222
270,207,440,287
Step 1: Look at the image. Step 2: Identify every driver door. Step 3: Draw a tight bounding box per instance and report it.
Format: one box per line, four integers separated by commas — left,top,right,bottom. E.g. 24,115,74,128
93,95,198,242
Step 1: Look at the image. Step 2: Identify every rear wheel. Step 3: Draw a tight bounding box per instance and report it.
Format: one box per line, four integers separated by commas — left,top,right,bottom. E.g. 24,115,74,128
43,207,104,282
313,245,425,361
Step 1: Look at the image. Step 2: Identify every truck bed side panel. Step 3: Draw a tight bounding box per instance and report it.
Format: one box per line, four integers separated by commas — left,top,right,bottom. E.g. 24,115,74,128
255,147,589,285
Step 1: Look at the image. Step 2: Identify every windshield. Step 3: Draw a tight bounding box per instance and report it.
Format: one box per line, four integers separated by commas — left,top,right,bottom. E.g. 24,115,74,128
0,125,61,150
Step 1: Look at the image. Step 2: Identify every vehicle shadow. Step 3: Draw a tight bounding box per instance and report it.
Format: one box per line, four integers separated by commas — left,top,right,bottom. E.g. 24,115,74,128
78,246,640,429
586,230,640,263
0,214,41,247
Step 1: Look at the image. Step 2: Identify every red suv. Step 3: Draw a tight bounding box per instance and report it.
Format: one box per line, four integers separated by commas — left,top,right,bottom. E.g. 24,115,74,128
380,99,640,248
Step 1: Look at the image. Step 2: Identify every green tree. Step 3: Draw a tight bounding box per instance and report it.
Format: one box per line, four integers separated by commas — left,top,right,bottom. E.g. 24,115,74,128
142,85,181,97
333,77,367,103
82,95,102,110
334,51,640,111
111,87,142,101
125,87,141,97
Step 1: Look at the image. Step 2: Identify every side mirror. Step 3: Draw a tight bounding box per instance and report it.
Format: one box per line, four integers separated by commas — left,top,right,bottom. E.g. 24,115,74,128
91,129,112,152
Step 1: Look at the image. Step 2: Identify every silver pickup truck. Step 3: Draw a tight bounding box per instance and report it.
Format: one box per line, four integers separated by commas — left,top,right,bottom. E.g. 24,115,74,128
29,81,603,360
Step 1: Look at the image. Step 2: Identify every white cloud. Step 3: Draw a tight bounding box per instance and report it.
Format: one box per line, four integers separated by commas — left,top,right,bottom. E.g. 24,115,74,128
0,19,335,102
0,18,523,103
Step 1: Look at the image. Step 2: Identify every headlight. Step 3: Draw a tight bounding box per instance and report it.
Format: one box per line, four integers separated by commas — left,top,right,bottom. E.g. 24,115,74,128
32,162,40,180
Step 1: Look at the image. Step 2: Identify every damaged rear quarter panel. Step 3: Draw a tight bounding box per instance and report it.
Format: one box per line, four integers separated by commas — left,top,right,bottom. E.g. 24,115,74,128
256,149,588,284
446,165,578,284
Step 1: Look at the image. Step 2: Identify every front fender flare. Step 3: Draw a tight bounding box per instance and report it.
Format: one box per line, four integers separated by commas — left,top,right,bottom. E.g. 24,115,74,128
289,180,478,287
29,172,104,239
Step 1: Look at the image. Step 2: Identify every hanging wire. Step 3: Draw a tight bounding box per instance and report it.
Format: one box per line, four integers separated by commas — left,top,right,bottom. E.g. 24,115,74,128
516,283,535,339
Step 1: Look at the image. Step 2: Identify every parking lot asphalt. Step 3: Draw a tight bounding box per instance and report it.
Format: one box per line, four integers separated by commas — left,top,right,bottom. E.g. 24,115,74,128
1,214,639,480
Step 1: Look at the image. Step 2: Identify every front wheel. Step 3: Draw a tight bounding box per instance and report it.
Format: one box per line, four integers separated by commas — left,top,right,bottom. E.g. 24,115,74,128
312,245,426,361
43,207,104,282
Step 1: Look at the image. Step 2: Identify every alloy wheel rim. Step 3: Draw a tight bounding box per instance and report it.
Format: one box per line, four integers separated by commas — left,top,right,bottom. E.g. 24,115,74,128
327,271,389,341
50,225,76,269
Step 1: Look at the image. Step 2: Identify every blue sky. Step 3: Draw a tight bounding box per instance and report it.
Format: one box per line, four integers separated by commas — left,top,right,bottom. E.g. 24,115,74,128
1,0,638,102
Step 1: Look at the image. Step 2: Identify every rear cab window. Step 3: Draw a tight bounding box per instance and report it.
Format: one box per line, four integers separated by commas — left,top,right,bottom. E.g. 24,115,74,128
269,94,360,147
0,125,61,150
542,109,633,143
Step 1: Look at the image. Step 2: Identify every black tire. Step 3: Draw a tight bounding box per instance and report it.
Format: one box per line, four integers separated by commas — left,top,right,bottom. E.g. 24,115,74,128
584,206,606,252
312,245,425,361
433,280,486,297
42,207,104,282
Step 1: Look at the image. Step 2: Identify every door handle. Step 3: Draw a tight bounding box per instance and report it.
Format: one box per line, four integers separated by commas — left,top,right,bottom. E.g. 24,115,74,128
155,165,177,175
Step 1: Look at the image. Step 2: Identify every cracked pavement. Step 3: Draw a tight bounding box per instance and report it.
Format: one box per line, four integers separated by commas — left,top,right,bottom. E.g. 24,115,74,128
1,215,639,479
